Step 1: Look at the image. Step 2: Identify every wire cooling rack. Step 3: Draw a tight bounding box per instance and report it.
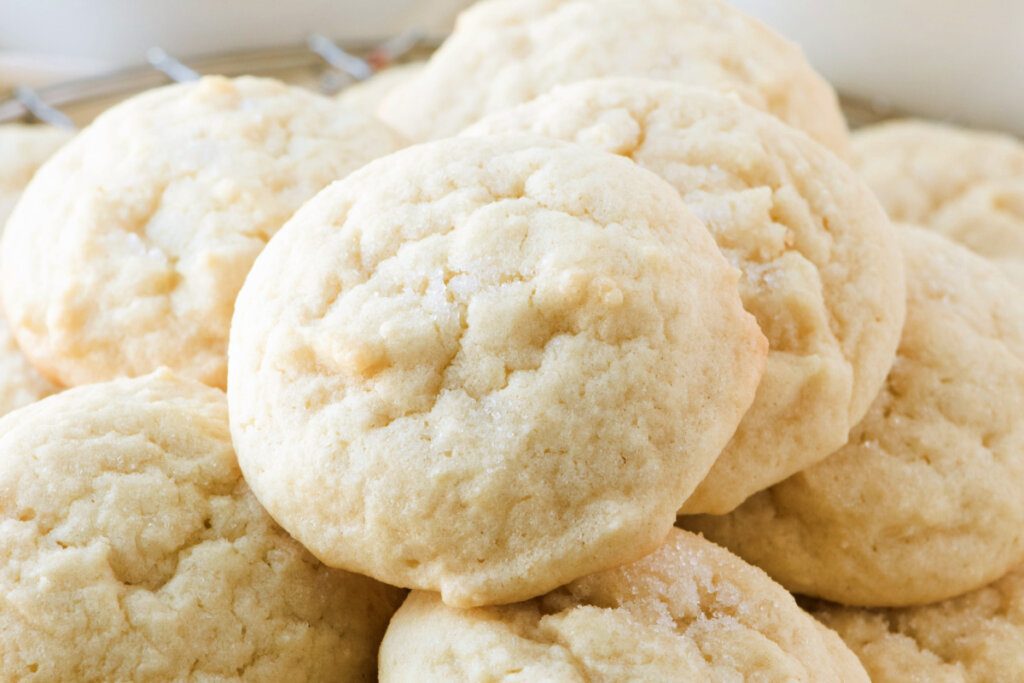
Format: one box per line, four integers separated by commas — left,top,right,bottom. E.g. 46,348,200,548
0,32,440,129
0,30,898,131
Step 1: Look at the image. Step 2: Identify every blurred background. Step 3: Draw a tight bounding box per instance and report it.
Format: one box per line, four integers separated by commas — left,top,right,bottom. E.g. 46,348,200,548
1,0,1022,133
0,0,474,85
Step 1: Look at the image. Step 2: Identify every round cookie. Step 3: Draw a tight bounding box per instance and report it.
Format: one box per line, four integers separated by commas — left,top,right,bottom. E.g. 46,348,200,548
0,123,72,228
853,119,1024,289
379,528,869,682
684,225,1024,606
0,369,404,681
1,76,406,389
467,79,906,513
337,62,426,114
808,564,1024,682
228,134,767,607
377,0,849,156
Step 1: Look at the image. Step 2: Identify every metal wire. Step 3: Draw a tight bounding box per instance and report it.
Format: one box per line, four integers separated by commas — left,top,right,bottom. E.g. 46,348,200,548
11,86,77,130
146,47,201,83
0,35,441,127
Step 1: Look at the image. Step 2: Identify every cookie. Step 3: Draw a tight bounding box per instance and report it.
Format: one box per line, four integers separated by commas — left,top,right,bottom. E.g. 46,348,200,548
0,123,72,228
337,62,426,114
853,119,1024,289
228,134,767,607
0,312,57,418
379,528,869,681
0,76,405,389
0,369,404,681
0,125,66,416
377,0,849,155
808,564,1024,682
684,225,1024,606
467,79,905,513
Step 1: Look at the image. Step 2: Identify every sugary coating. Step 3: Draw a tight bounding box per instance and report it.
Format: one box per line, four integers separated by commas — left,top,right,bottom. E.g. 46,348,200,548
467,79,905,513
684,226,1024,606
0,370,405,682
0,123,72,228
1,76,405,389
809,564,1024,682
853,119,1024,289
337,62,426,114
377,0,849,155
228,134,766,607
379,529,869,682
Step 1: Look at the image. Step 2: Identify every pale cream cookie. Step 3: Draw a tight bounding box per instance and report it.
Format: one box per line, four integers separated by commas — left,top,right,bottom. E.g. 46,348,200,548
0,76,405,389
0,123,72,228
337,62,426,114
467,79,905,513
853,119,1024,289
808,564,1024,682
228,134,766,607
379,528,869,682
377,0,849,156
0,313,57,418
684,225,1024,607
0,124,66,415
0,369,405,681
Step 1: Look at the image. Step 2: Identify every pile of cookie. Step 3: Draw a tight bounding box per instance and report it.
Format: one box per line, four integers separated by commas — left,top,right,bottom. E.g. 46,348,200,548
1,0,1022,680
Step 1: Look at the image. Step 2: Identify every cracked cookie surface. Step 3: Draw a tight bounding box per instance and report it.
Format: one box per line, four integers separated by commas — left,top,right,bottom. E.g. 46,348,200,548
684,226,1024,606
0,76,405,389
379,528,868,682
808,564,1024,683
228,134,766,607
467,79,905,513
853,119,1024,290
0,369,404,682
377,0,848,155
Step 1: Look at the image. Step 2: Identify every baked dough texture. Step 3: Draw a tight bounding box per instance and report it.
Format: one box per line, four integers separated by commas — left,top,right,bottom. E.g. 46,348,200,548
684,225,1024,607
379,528,869,682
0,124,66,416
0,123,72,228
0,369,404,682
853,119,1024,289
228,134,767,607
337,62,426,114
0,76,405,389
377,0,849,155
467,79,905,513
808,564,1024,682
0,312,57,418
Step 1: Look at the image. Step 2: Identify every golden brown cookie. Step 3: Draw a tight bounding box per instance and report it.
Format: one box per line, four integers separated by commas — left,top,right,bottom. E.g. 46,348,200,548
466,79,905,513
378,0,849,155
0,369,404,681
1,76,405,389
684,225,1024,607
228,134,766,607
379,529,869,682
